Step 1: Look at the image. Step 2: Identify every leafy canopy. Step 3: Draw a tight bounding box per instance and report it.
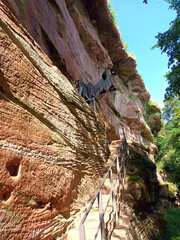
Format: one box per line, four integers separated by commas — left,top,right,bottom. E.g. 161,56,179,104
157,208,180,240
162,96,180,126
155,0,180,100
155,97,180,187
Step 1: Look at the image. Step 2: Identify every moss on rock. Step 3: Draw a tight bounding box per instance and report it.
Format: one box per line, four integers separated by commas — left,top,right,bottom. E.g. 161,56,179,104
125,146,158,213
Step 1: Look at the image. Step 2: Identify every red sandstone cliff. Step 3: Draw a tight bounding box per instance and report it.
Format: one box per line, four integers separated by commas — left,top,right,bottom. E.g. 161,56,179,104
2,0,153,142
0,0,158,239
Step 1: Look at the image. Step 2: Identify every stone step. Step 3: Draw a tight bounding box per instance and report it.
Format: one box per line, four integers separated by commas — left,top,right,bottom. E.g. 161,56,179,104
66,141,131,240
112,228,127,240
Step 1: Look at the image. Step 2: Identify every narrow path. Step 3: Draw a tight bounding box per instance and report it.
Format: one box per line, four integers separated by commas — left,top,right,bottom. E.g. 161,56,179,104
66,141,133,240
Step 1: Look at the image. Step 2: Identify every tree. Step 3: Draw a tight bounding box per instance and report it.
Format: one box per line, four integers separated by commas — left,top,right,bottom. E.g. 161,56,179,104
155,0,180,100
162,96,180,126
155,97,180,187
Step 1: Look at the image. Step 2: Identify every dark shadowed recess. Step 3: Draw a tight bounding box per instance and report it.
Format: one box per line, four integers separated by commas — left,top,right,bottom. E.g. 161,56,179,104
6,159,20,177
40,26,71,81
46,0,65,19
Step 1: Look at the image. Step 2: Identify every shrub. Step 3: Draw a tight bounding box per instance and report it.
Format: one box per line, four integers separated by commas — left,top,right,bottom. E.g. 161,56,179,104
107,1,119,28
157,209,180,240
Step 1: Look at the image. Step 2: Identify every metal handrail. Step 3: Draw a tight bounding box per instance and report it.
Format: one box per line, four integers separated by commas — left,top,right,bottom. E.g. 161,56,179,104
86,98,96,111
79,128,129,240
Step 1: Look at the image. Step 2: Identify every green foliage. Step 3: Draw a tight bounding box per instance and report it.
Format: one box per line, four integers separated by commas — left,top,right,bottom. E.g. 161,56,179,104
129,95,135,101
140,99,145,106
145,101,153,120
123,42,129,50
155,0,180,100
120,35,129,50
128,52,136,60
113,92,117,102
91,19,97,27
155,97,180,188
107,1,119,28
128,148,157,210
167,182,177,197
128,175,151,201
117,87,124,94
157,208,180,240
162,96,180,127
145,100,160,120
21,0,26,6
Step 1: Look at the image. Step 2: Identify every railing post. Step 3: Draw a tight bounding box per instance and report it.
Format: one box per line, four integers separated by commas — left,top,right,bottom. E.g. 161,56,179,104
93,98,96,111
79,128,129,240
116,156,122,217
116,156,122,186
98,191,106,240
79,223,86,240
110,169,117,225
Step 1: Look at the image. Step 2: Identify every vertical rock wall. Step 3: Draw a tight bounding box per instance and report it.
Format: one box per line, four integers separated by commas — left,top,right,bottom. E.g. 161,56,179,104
0,0,158,239
2,0,153,142
0,2,108,239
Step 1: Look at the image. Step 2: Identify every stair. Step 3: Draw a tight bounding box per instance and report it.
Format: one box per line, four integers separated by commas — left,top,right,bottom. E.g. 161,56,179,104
66,136,132,240
111,204,134,240
66,200,134,240
78,76,117,103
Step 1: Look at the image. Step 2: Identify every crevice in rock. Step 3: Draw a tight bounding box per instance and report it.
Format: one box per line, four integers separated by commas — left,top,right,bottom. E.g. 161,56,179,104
46,0,64,18
0,16,96,122
0,90,104,169
40,26,70,79
2,191,11,201
6,159,20,177
0,88,74,152
36,201,49,208
0,187,13,201
0,16,107,164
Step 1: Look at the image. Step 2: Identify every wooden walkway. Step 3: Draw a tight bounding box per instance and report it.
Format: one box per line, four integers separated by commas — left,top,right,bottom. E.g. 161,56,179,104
78,76,117,104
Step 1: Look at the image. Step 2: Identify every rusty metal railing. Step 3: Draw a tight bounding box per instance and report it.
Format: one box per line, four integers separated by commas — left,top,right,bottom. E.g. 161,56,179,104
79,128,129,240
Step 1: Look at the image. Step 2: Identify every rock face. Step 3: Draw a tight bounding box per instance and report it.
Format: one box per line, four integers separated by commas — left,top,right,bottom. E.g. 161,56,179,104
0,0,158,239
0,2,108,239
2,0,153,142
146,101,162,135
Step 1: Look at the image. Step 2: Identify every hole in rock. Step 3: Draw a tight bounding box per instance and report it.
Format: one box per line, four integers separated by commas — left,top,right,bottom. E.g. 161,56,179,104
3,192,11,201
6,159,20,177
0,187,13,201
102,72,106,80
36,200,49,209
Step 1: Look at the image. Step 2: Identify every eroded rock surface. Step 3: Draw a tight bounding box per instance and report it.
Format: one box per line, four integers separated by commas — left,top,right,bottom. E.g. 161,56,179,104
0,2,108,239
2,0,152,142
146,101,162,135
0,0,159,239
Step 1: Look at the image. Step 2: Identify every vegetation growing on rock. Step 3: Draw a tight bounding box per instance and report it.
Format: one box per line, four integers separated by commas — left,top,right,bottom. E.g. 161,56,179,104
145,100,162,136
107,0,119,28
126,146,158,212
155,97,180,188
157,208,180,240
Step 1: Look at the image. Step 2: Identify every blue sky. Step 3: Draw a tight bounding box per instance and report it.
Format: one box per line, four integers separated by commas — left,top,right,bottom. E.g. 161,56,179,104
109,0,176,108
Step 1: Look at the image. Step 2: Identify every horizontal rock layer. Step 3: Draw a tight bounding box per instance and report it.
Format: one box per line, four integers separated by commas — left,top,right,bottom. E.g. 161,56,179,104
0,0,157,239
2,0,152,141
0,2,108,239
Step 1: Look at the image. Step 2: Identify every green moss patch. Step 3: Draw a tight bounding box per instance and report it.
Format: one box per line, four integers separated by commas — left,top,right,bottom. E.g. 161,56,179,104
127,147,158,212
157,208,180,240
